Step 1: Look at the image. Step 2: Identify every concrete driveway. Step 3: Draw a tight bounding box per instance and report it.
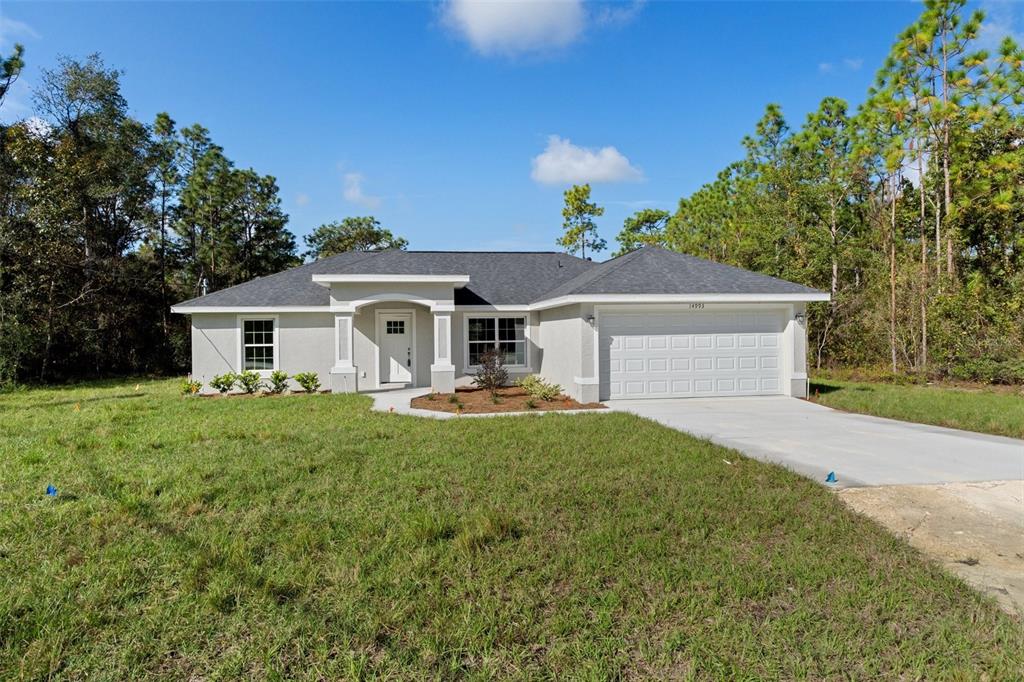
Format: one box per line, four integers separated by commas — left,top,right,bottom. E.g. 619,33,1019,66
604,397,1024,488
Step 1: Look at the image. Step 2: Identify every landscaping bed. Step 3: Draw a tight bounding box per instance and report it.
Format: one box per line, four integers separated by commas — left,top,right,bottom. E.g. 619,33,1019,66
411,386,604,413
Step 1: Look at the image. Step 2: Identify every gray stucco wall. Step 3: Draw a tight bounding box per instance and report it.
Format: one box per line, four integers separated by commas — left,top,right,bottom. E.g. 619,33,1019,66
190,312,333,392
537,304,585,400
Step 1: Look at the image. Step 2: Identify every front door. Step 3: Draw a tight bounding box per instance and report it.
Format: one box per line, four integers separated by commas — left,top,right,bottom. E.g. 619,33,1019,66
379,313,413,384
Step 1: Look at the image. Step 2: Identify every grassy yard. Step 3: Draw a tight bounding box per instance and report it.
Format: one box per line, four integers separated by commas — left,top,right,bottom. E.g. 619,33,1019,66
809,378,1024,440
1,380,1021,679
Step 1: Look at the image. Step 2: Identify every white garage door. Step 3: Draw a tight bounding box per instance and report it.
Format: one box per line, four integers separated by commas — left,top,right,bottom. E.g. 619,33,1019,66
600,309,784,400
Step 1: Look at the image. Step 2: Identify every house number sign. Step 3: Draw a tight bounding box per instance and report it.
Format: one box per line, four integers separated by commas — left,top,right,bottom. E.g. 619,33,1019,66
689,303,705,309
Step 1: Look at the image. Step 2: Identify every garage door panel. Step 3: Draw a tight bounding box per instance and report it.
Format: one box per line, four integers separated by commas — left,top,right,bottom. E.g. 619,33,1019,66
602,309,784,400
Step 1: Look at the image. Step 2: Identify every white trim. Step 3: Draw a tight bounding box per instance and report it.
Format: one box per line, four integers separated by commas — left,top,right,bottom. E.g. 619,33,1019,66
432,313,452,366
333,313,354,369
456,305,532,312
174,306,327,314
530,293,830,311
173,293,828,316
430,364,456,372
374,308,417,389
333,293,454,313
313,274,470,286
462,312,530,371
236,314,279,375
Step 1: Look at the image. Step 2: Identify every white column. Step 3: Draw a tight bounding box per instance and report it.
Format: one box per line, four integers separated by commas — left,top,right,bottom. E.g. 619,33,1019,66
430,312,456,393
330,312,357,393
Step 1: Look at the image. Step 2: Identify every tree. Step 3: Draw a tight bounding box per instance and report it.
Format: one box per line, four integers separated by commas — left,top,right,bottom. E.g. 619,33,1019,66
615,208,670,255
303,216,407,260
557,183,605,259
0,44,25,110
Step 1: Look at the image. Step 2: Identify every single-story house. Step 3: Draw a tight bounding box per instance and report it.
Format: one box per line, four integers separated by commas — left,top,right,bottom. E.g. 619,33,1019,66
171,247,829,401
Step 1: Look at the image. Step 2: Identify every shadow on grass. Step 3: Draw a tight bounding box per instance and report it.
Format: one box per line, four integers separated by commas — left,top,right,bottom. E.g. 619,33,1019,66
809,381,845,396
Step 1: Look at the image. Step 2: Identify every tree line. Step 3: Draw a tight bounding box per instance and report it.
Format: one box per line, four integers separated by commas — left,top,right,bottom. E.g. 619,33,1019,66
607,0,1023,382
2,0,1020,386
0,52,404,385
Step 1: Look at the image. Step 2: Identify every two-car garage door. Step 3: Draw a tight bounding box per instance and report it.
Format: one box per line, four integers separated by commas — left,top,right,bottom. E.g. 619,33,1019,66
600,309,784,400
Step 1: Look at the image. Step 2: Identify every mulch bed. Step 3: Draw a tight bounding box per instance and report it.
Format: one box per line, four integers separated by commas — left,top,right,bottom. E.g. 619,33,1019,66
411,386,605,414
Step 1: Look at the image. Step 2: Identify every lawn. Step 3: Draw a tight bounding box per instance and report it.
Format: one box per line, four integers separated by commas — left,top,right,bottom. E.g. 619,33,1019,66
809,377,1024,440
1,380,1021,679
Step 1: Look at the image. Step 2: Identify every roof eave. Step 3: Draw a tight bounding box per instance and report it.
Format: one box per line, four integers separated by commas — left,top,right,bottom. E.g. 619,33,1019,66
530,292,831,311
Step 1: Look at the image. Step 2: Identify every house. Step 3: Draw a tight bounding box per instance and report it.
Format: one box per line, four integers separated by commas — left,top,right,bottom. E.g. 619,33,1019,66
170,247,829,400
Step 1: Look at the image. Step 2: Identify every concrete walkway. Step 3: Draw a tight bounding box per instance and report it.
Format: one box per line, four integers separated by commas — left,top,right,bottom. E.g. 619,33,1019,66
604,396,1024,488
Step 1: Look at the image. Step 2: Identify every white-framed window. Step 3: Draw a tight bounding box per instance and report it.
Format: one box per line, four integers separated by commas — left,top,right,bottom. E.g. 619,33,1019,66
466,315,527,367
240,318,277,371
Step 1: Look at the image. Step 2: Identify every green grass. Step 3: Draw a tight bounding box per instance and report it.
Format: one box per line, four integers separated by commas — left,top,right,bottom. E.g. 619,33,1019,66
1,380,1021,679
810,378,1024,440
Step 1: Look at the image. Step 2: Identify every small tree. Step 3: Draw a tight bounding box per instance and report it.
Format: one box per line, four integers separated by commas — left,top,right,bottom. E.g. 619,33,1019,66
556,184,606,259
472,349,508,396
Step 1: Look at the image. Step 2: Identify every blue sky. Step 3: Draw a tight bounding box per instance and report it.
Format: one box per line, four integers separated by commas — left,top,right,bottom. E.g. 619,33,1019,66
2,1,1020,257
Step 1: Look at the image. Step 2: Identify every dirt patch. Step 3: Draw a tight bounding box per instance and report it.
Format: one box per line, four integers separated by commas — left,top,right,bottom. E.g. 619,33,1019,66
411,386,605,414
838,480,1024,616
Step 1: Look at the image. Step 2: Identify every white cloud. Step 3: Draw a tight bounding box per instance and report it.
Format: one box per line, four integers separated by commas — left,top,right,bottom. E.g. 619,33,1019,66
593,0,646,27
295,193,310,207
0,17,40,45
819,57,863,75
441,0,586,57
343,172,381,209
978,1,1024,52
531,135,643,185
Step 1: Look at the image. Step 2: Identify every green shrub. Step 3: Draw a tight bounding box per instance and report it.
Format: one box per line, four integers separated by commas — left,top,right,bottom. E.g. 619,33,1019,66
516,374,562,401
237,370,264,394
294,372,321,393
209,373,237,394
525,398,537,409
180,378,202,396
267,370,289,394
948,358,1024,385
472,348,508,395
447,394,459,404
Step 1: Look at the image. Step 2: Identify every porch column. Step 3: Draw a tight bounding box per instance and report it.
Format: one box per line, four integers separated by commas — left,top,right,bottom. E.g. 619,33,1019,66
330,312,358,393
430,312,456,394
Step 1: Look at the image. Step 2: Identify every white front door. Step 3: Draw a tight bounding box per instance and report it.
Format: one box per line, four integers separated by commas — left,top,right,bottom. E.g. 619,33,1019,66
600,309,784,400
379,313,413,384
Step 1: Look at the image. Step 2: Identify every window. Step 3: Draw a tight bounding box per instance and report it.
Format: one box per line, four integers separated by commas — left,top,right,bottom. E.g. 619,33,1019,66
386,320,405,335
467,316,526,366
242,319,275,370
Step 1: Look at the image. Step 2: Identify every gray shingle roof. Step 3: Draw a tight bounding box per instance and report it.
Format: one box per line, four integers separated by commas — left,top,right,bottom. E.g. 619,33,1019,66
541,247,824,298
172,251,595,307
172,247,824,309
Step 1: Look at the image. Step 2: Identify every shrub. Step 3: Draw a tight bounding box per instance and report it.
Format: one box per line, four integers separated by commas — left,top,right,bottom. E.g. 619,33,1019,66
209,373,237,394
525,398,537,409
236,370,264,394
472,348,508,395
447,394,459,404
267,370,289,394
180,378,202,396
516,374,562,401
294,372,321,393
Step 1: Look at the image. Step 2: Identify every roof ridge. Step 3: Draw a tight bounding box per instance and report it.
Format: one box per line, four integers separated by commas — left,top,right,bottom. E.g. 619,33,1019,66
542,248,646,299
